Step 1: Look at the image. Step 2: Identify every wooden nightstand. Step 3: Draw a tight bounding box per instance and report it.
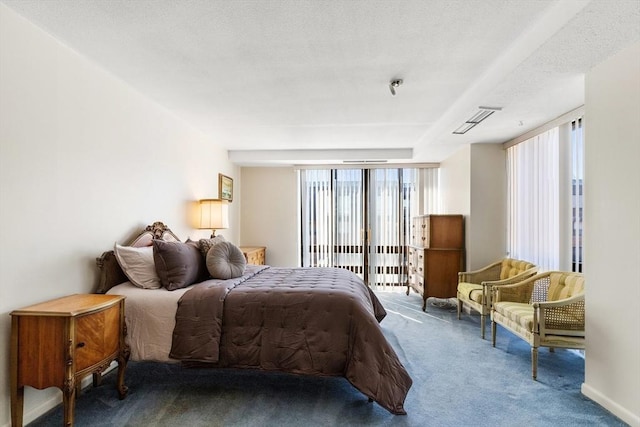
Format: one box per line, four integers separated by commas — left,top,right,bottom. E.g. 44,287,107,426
10,294,129,427
240,246,266,265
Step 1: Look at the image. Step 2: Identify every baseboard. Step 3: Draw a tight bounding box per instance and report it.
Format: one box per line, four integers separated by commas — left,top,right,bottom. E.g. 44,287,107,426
581,382,640,427
2,362,117,427
1,391,61,427
19,392,62,427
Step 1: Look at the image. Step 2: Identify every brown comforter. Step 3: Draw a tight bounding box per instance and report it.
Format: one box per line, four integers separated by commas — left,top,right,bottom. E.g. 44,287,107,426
169,266,412,415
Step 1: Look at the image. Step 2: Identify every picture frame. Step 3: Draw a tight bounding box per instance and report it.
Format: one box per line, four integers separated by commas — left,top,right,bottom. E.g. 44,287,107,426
219,173,233,202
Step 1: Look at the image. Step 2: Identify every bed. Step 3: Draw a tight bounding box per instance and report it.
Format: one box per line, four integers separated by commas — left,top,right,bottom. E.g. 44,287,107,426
97,222,412,415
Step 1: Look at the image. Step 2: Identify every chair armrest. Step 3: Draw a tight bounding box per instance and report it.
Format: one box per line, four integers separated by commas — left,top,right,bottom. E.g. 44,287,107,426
493,273,547,304
481,268,538,305
459,261,502,284
481,267,538,287
534,293,585,309
535,293,585,332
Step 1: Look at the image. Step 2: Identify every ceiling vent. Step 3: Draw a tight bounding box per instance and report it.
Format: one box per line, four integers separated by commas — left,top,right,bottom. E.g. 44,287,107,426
453,106,502,134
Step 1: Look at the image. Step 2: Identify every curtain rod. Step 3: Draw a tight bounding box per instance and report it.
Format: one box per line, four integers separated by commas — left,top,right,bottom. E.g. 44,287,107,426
503,105,584,149
293,162,439,170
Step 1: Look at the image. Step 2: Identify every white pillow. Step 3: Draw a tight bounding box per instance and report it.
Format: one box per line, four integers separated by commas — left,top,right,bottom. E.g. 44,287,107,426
114,243,162,289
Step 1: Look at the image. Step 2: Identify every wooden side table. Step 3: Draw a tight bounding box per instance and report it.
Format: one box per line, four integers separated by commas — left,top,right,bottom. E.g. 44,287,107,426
10,294,129,427
240,246,266,265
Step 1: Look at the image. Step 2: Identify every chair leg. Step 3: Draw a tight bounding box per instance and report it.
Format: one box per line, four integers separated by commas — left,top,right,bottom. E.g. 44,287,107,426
457,299,461,320
480,314,486,339
491,321,496,347
549,347,555,353
532,347,538,380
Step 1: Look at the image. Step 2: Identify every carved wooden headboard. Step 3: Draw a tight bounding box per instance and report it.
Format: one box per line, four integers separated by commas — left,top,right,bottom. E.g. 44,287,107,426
95,221,180,293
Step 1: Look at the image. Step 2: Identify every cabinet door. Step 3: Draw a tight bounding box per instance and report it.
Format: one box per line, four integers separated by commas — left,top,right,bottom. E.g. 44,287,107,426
424,249,463,299
75,304,120,371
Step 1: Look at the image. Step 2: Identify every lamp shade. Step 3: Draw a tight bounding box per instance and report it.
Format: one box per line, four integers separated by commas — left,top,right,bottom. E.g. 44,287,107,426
198,199,229,230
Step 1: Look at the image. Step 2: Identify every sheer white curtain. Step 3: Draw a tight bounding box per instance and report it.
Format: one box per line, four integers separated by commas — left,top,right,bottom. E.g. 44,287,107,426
423,168,441,214
507,127,560,271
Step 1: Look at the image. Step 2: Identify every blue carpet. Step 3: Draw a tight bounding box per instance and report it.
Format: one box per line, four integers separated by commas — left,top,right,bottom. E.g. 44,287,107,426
30,291,626,426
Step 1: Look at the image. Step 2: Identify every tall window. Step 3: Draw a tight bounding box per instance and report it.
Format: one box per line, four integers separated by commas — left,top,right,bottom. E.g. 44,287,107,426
506,117,584,272
507,128,560,270
369,169,418,287
300,168,418,289
571,118,584,272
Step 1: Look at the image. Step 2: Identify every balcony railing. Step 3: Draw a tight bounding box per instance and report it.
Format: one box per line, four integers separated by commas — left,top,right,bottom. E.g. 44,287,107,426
305,244,409,287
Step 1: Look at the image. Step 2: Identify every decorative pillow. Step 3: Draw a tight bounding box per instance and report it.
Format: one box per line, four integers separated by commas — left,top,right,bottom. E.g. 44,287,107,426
206,241,247,280
114,244,162,289
153,239,208,291
198,235,226,259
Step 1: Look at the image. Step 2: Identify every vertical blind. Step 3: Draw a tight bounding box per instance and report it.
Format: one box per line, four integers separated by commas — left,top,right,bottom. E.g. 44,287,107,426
571,118,584,272
300,169,333,268
300,168,418,289
368,169,417,288
334,169,364,274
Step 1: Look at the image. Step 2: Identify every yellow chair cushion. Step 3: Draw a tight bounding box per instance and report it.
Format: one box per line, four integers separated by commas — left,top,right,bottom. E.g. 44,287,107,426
458,282,483,303
493,301,534,331
500,259,535,280
548,272,585,301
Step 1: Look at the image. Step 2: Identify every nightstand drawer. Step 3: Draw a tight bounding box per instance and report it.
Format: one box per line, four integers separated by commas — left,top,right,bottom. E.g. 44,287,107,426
76,303,121,371
240,246,266,265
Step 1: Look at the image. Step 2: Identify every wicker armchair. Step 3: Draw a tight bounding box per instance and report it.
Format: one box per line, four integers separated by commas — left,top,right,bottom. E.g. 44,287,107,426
457,258,537,339
491,271,585,380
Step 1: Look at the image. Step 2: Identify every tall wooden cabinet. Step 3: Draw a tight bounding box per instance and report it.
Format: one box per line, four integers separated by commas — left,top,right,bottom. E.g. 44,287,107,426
407,215,465,311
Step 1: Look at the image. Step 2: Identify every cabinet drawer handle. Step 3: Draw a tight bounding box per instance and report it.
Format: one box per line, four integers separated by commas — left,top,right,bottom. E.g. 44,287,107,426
77,342,85,348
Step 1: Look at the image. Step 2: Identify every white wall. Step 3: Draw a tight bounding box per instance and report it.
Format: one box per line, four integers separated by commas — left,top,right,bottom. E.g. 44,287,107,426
0,5,238,425
469,144,507,269
440,145,471,219
440,144,506,270
240,167,299,267
582,41,640,427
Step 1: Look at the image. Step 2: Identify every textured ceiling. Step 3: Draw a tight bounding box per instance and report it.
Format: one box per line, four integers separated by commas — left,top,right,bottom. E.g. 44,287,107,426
2,0,639,165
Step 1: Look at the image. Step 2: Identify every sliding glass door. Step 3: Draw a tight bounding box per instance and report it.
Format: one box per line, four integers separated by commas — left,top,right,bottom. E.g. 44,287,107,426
300,168,417,289
368,168,417,287
334,169,366,275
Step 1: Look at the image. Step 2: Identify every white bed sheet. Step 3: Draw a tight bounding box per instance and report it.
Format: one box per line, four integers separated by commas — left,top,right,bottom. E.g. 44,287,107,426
107,281,193,362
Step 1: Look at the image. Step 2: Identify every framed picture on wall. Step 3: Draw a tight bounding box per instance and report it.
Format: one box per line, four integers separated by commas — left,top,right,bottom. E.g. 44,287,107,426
219,173,233,202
